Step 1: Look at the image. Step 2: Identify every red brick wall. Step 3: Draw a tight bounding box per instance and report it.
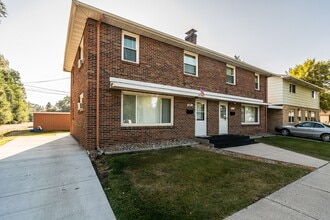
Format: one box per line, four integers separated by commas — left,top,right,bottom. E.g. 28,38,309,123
71,19,268,150
207,100,219,135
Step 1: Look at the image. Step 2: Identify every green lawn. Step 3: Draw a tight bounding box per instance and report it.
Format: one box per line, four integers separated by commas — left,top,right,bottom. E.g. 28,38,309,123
257,136,330,161
0,130,69,146
95,147,309,219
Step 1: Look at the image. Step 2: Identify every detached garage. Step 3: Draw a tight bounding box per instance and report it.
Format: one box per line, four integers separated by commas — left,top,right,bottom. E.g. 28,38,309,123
33,112,70,131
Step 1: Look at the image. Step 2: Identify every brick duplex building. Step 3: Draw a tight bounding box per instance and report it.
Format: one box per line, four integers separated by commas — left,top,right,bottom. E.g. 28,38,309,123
63,1,274,152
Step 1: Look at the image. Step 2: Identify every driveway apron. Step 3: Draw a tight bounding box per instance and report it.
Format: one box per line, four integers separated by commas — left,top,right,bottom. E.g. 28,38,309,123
0,133,116,220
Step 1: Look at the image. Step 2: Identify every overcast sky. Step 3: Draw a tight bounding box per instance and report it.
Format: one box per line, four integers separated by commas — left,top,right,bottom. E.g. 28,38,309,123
0,0,329,106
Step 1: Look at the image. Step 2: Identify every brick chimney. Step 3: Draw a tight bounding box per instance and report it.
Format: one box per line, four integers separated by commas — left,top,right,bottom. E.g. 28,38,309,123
185,29,197,44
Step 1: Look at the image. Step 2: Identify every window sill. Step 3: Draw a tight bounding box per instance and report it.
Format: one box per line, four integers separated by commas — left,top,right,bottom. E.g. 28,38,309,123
121,59,140,65
121,123,173,127
226,82,236,86
184,72,198,77
241,122,260,125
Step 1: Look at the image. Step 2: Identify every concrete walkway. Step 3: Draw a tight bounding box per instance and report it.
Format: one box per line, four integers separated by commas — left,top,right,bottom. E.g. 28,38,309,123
224,143,328,168
0,133,116,220
226,163,330,220
225,143,330,220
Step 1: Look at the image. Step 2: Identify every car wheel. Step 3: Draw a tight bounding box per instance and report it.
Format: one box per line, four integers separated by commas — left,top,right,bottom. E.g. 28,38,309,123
321,134,330,142
281,129,290,136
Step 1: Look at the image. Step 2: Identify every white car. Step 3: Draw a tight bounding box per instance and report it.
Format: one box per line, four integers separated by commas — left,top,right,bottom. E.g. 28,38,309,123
275,121,330,142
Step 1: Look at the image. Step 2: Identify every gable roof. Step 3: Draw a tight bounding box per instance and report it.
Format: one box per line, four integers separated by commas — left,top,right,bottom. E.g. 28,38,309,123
280,75,324,91
64,0,274,76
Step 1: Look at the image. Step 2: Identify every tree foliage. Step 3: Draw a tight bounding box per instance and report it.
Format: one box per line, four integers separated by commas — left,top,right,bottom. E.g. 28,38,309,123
0,0,7,22
288,59,330,111
0,54,29,124
55,95,70,112
45,102,57,112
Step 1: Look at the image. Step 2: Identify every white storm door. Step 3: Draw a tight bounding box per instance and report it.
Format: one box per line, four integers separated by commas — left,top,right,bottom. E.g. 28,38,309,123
195,100,207,136
219,102,228,134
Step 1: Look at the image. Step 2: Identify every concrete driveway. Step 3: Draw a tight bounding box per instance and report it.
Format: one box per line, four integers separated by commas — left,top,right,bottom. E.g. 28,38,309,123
0,133,116,220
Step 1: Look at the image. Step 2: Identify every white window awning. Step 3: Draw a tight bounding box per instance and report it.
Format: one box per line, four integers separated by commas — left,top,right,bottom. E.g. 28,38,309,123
110,77,269,106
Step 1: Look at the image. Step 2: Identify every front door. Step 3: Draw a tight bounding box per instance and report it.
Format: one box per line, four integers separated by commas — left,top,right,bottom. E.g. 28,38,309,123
219,102,228,134
195,100,207,136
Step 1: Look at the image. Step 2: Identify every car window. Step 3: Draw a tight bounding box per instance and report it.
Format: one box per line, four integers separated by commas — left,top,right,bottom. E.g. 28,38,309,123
301,122,313,128
314,123,324,128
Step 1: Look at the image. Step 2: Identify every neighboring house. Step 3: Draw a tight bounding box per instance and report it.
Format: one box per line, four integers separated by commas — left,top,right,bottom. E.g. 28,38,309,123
320,111,330,124
267,75,323,133
63,1,274,152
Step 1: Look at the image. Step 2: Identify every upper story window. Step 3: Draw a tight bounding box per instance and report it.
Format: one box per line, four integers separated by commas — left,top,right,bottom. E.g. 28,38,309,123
226,65,236,85
122,31,139,63
312,91,316,99
255,73,260,90
289,83,296,93
78,37,84,68
184,51,198,76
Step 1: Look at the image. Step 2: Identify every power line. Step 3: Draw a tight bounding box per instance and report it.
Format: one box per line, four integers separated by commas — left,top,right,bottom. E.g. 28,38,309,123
25,85,69,93
23,77,70,84
25,89,69,96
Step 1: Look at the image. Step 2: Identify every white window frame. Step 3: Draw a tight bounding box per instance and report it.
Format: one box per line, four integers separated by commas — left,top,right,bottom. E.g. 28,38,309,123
289,83,296,93
298,109,302,122
312,91,316,99
184,51,198,76
255,73,260,90
226,64,236,85
121,91,174,127
288,110,295,123
311,111,316,121
121,31,139,64
78,93,83,112
241,104,260,125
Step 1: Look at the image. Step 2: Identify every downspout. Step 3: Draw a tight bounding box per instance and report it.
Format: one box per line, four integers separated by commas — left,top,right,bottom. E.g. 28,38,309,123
96,16,103,154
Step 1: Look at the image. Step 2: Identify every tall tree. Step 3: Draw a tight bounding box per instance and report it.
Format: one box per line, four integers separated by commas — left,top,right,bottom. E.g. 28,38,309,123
288,59,330,111
45,102,56,112
55,96,70,112
0,0,7,22
0,54,29,124
0,72,12,124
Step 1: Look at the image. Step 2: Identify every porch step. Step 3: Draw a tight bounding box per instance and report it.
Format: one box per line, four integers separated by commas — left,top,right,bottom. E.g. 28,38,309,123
196,135,255,148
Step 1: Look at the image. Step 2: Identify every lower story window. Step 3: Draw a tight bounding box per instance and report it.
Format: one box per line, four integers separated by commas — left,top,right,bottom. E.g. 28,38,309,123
311,111,316,121
288,110,295,123
241,105,259,124
122,92,173,126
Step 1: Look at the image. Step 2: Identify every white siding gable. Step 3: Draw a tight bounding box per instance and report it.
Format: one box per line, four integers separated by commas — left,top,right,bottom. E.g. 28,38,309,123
268,76,320,109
